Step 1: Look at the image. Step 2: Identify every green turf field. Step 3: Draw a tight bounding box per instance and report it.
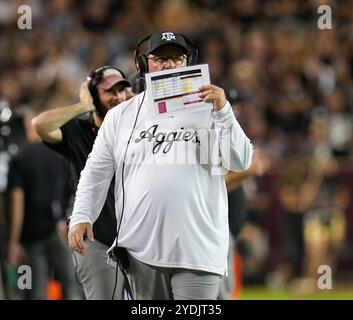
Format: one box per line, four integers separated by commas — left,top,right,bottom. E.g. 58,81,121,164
240,286,353,300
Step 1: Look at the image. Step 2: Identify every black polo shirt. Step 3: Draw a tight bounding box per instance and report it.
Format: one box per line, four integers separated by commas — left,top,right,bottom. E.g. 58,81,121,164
8,142,68,243
44,114,116,246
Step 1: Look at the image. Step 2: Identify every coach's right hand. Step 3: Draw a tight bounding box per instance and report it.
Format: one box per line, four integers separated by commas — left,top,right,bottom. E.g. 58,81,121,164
68,222,94,256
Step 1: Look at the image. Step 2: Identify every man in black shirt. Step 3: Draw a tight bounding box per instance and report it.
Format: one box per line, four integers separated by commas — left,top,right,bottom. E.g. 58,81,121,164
32,66,134,299
7,110,80,299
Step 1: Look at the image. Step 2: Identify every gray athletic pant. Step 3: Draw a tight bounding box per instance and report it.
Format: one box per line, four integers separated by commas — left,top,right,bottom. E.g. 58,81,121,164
125,253,222,300
73,240,124,300
23,231,81,300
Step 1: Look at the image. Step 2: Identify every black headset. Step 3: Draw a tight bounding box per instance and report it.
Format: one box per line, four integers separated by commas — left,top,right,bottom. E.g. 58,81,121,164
87,65,128,116
134,33,199,79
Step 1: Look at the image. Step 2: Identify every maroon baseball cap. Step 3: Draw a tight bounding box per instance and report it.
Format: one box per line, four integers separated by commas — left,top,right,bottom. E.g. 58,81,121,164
97,68,131,90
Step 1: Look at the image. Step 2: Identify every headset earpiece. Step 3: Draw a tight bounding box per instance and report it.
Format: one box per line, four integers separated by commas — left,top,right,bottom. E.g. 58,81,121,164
184,37,198,66
134,35,152,79
174,34,198,66
136,55,148,79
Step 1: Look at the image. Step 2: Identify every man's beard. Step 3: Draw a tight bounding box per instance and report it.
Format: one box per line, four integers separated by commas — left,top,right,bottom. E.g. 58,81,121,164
95,101,109,118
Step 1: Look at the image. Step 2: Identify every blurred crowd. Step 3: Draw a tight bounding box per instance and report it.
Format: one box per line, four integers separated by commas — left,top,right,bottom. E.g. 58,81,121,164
1,0,353,299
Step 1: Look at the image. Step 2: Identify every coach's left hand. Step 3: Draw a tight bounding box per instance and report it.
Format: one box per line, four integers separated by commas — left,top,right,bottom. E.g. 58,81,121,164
198,84,227,112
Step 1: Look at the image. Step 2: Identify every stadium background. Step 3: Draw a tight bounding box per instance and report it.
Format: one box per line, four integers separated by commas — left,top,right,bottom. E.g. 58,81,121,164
0,0,353,300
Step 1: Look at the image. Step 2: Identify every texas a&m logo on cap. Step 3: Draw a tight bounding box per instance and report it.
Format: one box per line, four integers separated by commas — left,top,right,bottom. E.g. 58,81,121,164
161,32,176,41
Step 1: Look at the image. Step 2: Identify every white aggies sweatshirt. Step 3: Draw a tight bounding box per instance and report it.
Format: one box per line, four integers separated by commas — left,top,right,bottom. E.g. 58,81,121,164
70,91,253,276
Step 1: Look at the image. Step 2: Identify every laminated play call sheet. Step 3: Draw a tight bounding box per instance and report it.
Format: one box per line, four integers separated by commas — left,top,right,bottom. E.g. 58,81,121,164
145,64,213,117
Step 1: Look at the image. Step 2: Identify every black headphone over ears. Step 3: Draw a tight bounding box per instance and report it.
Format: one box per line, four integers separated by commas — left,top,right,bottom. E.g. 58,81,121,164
134,34,199,79
87,65,128,115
